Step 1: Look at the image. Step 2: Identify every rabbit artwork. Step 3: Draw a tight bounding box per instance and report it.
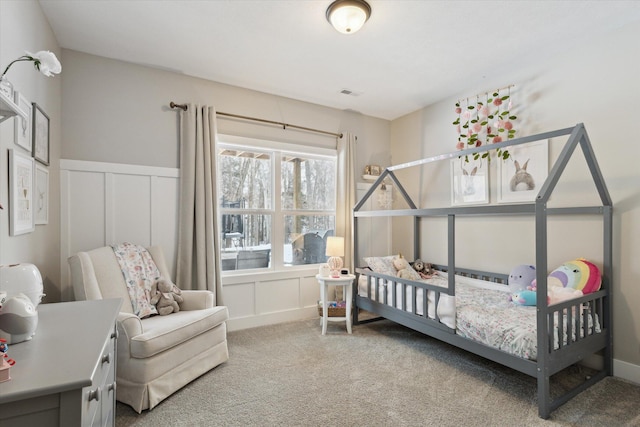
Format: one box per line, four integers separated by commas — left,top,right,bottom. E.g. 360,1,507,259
462,165,478,195
509,159,535,191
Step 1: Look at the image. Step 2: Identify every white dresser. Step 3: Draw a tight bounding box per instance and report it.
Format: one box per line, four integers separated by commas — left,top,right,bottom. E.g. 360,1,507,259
0,298,121,426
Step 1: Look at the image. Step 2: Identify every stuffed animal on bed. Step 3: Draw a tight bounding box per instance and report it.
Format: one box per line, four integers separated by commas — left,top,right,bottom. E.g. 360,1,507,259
512,290,537,306
412,259,434,279
545,258,602,294
514,259,601,307
392,254,420,280
508,264,536,295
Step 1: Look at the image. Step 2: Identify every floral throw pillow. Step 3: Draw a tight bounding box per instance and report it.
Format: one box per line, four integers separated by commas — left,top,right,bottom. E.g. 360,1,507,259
363,256,397,277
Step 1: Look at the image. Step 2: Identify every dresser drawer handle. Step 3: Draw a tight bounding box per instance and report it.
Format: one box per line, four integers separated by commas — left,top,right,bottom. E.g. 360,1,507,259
88,387,101,402
111,330,118,340
107,382,116,393
101,353,111,364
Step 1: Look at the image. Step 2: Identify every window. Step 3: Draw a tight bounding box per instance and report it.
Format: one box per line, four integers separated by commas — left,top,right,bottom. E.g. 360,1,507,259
218,137,336,272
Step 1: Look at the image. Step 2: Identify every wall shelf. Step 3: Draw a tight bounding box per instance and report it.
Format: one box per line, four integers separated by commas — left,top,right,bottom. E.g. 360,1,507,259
0,90,27,123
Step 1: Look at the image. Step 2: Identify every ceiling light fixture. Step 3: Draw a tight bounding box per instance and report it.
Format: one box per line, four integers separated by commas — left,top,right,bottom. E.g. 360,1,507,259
326,0,371,34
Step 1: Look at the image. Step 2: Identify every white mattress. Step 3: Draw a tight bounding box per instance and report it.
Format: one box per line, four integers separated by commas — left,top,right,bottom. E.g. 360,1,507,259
358,271,600,360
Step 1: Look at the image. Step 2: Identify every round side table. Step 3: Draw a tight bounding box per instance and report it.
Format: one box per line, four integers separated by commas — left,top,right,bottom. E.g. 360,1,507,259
316,274,355,335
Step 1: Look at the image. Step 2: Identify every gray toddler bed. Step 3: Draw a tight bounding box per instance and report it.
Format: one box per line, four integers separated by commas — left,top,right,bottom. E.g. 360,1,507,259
353,124,612,419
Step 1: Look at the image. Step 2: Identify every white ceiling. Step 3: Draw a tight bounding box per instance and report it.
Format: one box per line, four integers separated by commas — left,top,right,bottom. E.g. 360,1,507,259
39,0,640,121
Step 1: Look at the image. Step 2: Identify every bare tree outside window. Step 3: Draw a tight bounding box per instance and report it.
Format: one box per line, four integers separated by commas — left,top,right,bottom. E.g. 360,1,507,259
218,143,336,272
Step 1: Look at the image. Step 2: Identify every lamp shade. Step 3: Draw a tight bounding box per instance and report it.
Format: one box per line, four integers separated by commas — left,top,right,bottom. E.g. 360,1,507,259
325,236,345,257
326,0,371,34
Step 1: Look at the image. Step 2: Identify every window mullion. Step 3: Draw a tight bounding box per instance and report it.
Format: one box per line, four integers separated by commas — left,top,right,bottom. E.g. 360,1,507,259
272,151,283,268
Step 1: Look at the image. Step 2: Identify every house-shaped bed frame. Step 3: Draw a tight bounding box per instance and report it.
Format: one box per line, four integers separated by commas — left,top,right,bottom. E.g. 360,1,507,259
353,123,612,419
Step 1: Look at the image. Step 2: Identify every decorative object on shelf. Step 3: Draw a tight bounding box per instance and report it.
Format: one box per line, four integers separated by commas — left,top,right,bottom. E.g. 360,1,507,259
326,0,371,34
362,164,382,181
0,76,13,100
325,236,345,277
32,103,50,165
377,181,393,209
450,157,489,206
34,164,49,225
9,149,35,236
1,50,62,80
453,85,517,160
497,140,548,203
13,91,31,152
0,50,61,102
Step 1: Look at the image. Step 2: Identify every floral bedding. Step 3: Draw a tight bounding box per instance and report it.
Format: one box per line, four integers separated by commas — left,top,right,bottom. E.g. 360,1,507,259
358,270,601,360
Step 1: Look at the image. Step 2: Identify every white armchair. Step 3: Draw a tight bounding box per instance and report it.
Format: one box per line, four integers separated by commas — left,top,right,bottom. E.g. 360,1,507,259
68,245,229,413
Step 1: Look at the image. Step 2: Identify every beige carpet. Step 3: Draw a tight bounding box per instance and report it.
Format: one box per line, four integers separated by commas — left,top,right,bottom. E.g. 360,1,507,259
116,317,640,426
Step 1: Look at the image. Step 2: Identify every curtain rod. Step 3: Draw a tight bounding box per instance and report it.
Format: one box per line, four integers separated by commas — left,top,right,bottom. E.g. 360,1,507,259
169,102,342,139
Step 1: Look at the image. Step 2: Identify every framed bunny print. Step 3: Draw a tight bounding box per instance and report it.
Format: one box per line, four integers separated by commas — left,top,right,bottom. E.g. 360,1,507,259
450,157,489,206
497,140,548,203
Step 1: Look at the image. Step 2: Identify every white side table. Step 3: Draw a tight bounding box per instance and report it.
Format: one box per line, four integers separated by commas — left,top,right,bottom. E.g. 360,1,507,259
316,274,355,335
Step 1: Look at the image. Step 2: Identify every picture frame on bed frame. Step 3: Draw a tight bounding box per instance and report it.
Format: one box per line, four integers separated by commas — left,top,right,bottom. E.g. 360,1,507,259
497,140,548,203
450,157,489,206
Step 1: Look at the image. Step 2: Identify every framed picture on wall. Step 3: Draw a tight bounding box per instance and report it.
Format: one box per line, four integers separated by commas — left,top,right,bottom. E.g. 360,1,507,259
497,140,549,203
35,163,49,225
9,149,35,235
450,157,489,206
32,102,50,165
13,91,31,152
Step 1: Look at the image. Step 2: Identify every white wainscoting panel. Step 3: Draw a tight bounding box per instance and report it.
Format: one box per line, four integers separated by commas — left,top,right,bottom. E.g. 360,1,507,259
60,160,322,332
60,160,180,301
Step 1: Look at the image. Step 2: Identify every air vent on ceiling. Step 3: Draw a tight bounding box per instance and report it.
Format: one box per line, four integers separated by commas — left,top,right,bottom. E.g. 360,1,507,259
340,89,361,96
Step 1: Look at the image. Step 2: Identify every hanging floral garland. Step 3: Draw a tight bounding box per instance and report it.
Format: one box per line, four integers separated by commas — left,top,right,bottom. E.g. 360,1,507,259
453,86,517,160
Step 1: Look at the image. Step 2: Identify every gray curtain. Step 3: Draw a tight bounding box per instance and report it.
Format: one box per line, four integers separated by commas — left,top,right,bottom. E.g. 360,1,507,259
176,104,224,305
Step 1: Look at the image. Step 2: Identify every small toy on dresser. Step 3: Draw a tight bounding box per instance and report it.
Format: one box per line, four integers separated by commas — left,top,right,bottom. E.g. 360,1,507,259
0,338,15,382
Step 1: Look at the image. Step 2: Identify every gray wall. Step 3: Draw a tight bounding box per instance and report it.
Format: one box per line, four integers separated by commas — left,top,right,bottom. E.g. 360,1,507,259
390,20,640,370
0,1,62,301
61,49,390,173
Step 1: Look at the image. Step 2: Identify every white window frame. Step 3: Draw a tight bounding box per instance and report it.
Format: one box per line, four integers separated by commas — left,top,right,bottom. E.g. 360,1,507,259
217,134,337,274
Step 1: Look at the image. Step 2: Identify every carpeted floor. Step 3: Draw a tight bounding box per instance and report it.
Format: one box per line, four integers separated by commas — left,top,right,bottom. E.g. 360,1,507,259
115,317,640,427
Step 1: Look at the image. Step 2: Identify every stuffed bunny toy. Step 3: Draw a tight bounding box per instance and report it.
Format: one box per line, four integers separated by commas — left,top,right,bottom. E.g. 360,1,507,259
509,159,535,191
150,278,184,315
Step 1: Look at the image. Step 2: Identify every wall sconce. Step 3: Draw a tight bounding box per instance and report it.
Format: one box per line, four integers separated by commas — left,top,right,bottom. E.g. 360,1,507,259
326,0,371,34
325,236,345,276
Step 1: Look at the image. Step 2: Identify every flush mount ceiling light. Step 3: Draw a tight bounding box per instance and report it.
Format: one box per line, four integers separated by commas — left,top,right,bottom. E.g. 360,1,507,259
326,0,371,34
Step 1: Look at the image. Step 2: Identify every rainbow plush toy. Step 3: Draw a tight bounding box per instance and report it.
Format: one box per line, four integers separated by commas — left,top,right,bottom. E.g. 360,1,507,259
547,258,601,294
514,259,601,307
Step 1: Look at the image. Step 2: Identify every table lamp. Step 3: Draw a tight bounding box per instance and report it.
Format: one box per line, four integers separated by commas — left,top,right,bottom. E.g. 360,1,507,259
325,236,344,277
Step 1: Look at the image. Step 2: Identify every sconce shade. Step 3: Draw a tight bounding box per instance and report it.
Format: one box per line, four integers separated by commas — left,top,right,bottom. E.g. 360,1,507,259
326,0,371,34
325,236,345,257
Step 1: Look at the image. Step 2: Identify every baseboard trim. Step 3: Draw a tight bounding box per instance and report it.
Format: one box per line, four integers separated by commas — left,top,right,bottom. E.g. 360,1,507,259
227,307,318,332
614,358,640,385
